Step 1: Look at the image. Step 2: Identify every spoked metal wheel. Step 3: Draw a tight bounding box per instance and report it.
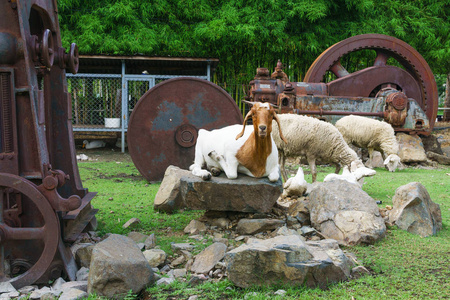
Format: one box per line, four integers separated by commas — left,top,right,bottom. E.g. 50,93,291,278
304,34,438,130
0,174,59,288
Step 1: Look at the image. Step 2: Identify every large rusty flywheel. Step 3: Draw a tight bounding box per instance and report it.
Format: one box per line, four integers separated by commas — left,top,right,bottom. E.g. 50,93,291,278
128,77,243,182
0,174,59,288
304,34,439,130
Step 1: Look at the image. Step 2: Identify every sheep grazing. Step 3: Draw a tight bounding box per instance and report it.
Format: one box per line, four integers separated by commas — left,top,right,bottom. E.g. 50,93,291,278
190,101,287,182
282,167,308,198
335,115,401,172
271,114,373,182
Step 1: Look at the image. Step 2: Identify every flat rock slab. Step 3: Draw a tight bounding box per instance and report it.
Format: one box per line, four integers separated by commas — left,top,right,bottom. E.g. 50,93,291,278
155,166,282,213
225,236,354,289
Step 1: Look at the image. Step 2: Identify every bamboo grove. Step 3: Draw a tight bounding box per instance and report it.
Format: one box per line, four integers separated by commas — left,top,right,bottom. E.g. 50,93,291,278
58,0,450,104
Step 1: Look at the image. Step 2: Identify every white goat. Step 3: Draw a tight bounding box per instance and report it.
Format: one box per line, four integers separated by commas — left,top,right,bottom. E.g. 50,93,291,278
335,115,401,172
271,114,373,182
190,102,287,182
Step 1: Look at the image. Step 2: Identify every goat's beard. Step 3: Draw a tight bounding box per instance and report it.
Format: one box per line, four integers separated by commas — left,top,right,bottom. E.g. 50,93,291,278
257,131,267,138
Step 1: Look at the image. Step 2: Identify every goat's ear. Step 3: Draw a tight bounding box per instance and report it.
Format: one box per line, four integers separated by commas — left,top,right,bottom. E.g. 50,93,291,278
273,112,288,144
236,110,252,140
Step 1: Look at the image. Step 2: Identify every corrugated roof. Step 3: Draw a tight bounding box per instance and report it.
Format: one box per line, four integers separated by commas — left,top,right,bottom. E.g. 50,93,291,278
78,55,219,75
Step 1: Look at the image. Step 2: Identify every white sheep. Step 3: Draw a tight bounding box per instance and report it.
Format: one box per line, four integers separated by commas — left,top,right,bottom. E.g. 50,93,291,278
271,114,373,182
190,102,287,182
335,115,401,172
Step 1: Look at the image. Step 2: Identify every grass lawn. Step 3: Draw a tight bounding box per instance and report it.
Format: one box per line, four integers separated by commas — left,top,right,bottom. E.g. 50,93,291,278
78,149,450,300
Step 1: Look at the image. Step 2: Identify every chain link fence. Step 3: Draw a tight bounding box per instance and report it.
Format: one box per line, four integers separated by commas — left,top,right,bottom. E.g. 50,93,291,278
67,75,245,131
67,74,122,128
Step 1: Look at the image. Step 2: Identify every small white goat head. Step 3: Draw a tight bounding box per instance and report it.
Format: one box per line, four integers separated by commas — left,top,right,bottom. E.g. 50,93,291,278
236,101,287,143
384,154,401,172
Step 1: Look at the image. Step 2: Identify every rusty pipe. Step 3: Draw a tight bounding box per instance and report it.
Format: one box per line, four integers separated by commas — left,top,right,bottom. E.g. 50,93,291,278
294,109,385,117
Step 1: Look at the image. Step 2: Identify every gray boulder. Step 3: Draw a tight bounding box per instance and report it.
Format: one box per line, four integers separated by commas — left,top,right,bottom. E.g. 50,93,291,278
388,182,442,237
87,234,154,299
225,236,354,289
397,133,427,163
308,181,386,245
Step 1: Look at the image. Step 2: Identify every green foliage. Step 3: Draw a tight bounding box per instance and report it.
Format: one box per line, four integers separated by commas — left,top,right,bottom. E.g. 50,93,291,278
58,0,450,96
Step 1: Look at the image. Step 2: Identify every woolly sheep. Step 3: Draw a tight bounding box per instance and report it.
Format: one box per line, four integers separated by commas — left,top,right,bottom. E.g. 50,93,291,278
190,102,287,182
271,114,372,182
335,115,401,172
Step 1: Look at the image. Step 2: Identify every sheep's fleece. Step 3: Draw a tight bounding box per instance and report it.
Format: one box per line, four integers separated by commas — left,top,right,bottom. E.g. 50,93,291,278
271,114,360,182
335,115,400,171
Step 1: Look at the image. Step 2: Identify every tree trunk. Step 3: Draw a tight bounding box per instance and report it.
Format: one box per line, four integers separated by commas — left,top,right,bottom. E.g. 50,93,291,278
443,72,450,121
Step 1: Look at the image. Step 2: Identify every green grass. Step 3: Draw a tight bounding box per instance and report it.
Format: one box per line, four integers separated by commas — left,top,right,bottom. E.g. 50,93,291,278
78,157,450,300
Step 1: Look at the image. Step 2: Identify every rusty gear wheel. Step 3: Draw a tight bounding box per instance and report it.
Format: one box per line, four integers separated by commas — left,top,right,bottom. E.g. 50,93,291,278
304,34,438,130
128,77,243,182
0,174,59,288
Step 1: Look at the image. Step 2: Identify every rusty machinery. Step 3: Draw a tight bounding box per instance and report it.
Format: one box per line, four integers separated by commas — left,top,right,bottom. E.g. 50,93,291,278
128,34,438,182
247,34,438,133
0,0,97,288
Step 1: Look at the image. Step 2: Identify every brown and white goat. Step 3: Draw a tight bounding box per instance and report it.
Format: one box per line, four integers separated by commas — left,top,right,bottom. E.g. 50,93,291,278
190,102,287,182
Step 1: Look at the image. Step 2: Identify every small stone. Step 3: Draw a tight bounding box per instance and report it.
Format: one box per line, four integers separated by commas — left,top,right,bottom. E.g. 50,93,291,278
160,264,171,274
274,289,287,296
122,217,141,229
144,233,156,250
180,250,193,260
187,275,207,287
171,243,195,252
18,286,36,294
171,255,186,267
156,277,175,285
76,267,89,281
0,282,16,294
143,249,167,268
300,226,316,236
208,218,231,229
51,277,66,291
188,296,199,300
7,291,19,298
173,268,187,278
58,288,88,300
184,220,207,234
213,237,229,246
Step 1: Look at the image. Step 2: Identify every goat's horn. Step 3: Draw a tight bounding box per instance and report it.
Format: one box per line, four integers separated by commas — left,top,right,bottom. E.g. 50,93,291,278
236,110,252,140
242,100,256,106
